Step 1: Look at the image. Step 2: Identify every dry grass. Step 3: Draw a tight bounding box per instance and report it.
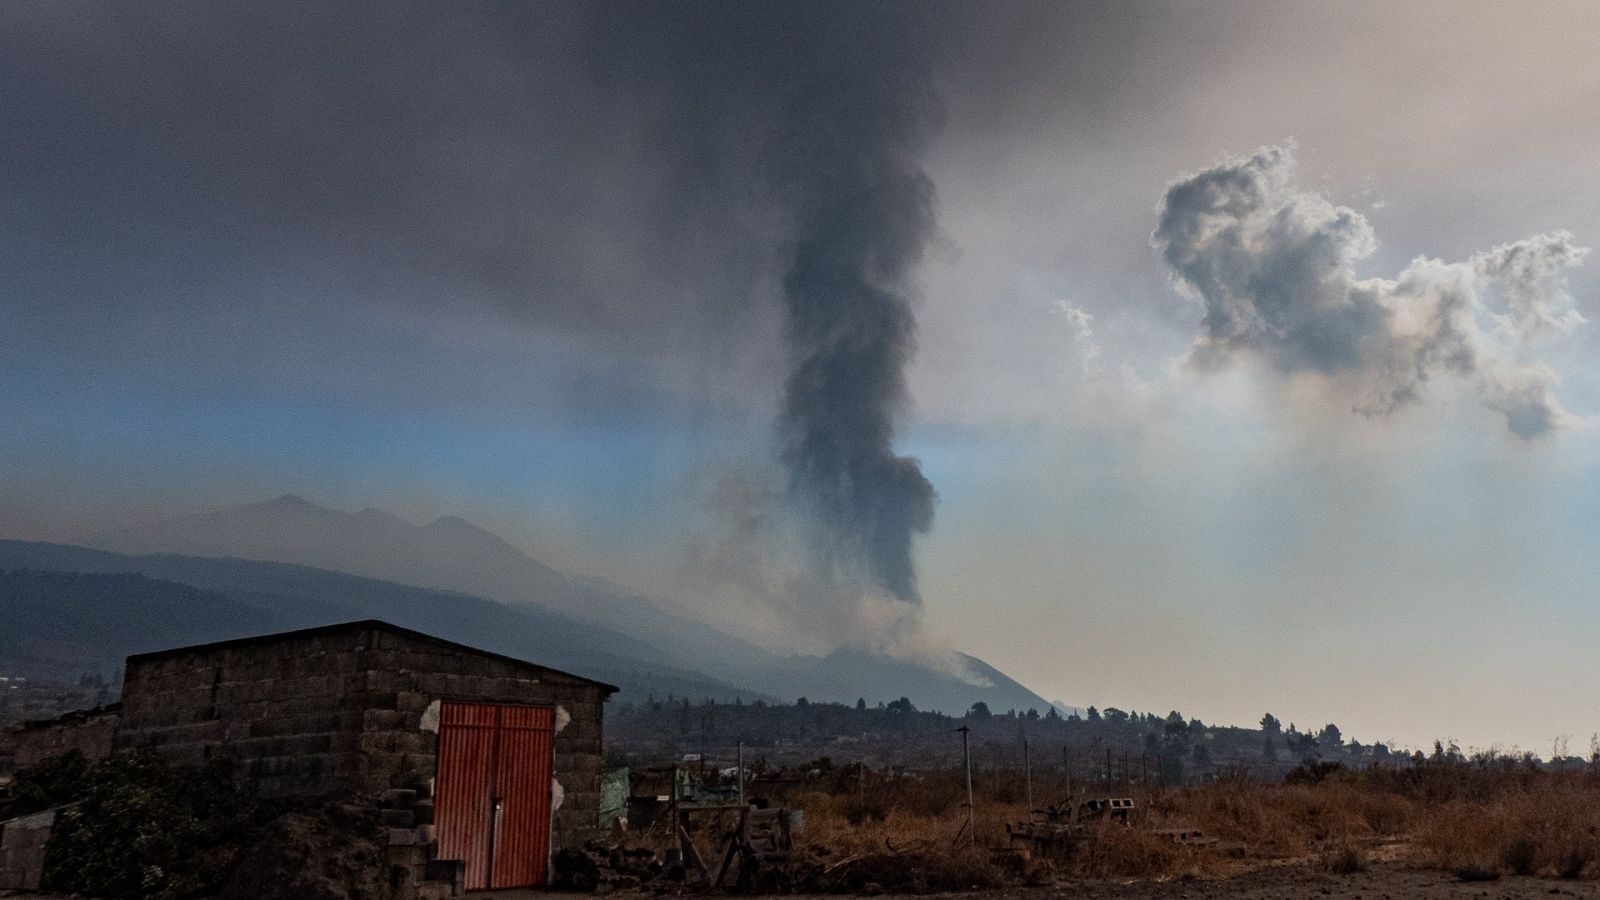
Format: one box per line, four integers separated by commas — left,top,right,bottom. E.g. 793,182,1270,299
762,764,1600,890
1414,784,1600,879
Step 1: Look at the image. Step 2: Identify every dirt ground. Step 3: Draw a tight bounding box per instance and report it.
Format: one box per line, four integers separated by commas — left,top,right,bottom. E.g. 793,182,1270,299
760,860,1600,899
12,859,1600,900
1045,861,1600,899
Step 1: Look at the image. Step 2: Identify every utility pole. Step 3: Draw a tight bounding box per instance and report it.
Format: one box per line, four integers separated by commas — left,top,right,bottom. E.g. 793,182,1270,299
736,740,745,806
959,726,975,847
1023,739,1033,814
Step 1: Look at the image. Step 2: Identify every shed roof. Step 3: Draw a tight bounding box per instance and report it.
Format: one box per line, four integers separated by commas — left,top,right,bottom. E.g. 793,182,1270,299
124,619,619,693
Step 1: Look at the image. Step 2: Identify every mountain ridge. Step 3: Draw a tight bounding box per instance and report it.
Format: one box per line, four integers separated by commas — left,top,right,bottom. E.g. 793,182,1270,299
80,496,1058,714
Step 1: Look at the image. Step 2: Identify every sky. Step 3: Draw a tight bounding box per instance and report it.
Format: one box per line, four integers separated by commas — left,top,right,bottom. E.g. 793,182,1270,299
5,1,1600,752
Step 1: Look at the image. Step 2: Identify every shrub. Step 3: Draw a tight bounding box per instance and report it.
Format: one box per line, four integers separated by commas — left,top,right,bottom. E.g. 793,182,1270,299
42,752,255,900
220,804,387,900
5,749,90,817
1320,839,1367,874
1285,760,1349,785
1502,836,1538,876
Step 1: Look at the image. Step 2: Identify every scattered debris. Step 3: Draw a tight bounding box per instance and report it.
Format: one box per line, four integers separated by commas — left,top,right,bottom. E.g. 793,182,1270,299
1006,795,1137,857
1152,826,1247,855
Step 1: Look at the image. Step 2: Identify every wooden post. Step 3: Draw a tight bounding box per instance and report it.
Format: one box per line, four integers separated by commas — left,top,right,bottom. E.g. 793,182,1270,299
960,726,975,847
736,740,745,806
1023,739,1033,814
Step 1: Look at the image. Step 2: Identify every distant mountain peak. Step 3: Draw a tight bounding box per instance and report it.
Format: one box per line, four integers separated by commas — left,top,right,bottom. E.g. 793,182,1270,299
258,493,318,510
353,507,413,526
420,515,518,549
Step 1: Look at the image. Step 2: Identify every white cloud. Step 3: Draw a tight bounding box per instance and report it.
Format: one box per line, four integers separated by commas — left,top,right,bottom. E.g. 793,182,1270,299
1153,144,1588,439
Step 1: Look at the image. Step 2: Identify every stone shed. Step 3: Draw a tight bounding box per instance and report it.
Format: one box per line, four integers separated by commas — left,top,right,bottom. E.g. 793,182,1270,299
115,620,617,892
0,704,120,778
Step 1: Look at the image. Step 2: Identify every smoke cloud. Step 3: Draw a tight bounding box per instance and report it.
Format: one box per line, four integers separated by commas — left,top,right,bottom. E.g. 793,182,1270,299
1154,145,1588,438
594,4,943,604
771,31,941,605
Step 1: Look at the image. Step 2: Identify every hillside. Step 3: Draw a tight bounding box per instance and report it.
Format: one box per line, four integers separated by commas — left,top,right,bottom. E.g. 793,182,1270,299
0,542,745,702
0,570,277,679
80,497,1057,714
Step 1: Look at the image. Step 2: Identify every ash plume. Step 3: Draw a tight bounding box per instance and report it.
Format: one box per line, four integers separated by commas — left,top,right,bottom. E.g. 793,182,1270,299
596,3,943,603
772,31,941,605
1154,144,1588,438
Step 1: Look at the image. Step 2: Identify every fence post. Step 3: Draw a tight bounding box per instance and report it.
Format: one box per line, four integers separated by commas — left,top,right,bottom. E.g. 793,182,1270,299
1023,739,1033,813
960,726,975,846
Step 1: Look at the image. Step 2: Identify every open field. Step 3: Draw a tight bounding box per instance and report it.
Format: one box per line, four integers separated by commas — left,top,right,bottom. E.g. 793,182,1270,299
608,759,1600,895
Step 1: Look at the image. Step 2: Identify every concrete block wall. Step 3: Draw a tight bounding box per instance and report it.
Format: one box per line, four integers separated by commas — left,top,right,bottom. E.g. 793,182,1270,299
0,808,56,892
116,629,376,799
0,706,119,775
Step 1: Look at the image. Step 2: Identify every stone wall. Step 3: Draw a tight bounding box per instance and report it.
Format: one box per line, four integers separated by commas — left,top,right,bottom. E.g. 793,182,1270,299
116,628,373,799
0,706,119,776
0,808,56,892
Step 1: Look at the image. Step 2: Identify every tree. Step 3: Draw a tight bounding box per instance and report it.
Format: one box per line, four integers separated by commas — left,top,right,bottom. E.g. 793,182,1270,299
1026,708,1040,721
1317,723,1343,747
967,701,992,719
797,696,809,707
1260,713,1281,735
1103,707,1129,724
856,698,867,711
1263,736,1278,761
1046,706,1061,720
886,697,917,714
1160,753,1185,785
1086,706,1101,722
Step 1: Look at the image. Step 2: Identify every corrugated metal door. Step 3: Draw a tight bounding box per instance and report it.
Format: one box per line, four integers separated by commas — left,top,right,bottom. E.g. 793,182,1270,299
435,703,497,890
490,705,556,888
434,702,556,890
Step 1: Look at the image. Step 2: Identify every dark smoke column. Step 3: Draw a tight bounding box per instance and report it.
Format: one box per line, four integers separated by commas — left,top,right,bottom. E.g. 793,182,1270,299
771,11,941,603
587,2,942,603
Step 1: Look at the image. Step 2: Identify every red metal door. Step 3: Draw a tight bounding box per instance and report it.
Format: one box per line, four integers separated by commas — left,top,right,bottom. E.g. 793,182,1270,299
434,702,556,890
490,705,556,888
435,703,497,890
